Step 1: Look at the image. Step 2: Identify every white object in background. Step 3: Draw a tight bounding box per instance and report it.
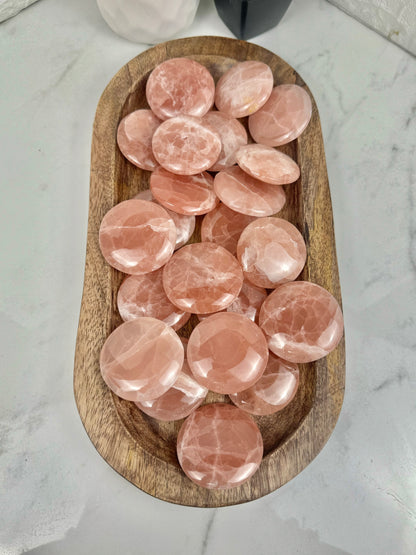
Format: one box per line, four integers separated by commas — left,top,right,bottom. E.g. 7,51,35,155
327,0,416,55
0,0,39,22
96,0,200,44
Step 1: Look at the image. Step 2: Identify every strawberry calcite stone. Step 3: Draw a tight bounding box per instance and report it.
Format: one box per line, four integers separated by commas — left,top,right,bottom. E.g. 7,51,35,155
236,144,300,185
162,242,243,314
117,109,161,171
187,312,269,393
259,281,344,363
229,354,299,416
249,84,312,147
177,403,263,489
150,167,218,216
215,61,274,118
146,57,215,120
152,115,221,175
214,166,286,217
202,111,247,171
99,199,176,275
237,217,307,288
100,317,184,402
117,269,190,331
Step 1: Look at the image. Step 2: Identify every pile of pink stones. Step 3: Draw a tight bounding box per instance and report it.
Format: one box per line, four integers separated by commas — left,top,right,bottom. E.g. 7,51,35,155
99,58,344,490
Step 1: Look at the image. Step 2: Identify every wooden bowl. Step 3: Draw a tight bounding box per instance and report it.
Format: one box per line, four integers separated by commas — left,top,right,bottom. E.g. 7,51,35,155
74,36,345,507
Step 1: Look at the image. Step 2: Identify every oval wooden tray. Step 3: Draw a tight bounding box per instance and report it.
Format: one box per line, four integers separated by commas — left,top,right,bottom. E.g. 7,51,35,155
74,36,345,507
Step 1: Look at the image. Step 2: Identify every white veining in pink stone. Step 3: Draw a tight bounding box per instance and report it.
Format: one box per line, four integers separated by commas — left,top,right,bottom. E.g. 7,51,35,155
236,144,300,185
202,111,247,171
117,109,161,171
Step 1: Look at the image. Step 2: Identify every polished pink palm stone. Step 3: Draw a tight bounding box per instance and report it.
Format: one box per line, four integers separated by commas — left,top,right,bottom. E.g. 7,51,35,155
117,268,190,331
150,167,218,216
202,111,247,171
214,166,286,217
152,115,221,175
99,317,184,402
177,403,263,489
236,144,300,185
99,199,176,274
229,354,299,415
187,312,269,393
237,217,307,288
146,57,215,120
200,203,256,255
249,84,312,146
259,281,344,363
116,109,161,171
215,60,273,118
162,242,243,314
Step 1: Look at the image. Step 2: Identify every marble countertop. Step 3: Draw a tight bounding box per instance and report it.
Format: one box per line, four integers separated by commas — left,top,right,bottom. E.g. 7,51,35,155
1,0,415,553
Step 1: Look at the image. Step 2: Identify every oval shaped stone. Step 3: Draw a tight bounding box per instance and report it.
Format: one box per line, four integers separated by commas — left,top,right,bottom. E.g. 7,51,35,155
214,166,286,217
99,199,176,275
236,144,300,185
146,57,215,120
259,281,344,363
237,217,307,288
100,318,184,402
229,354,299,415
249,84,312,146
215,60,273,118
202,111,247,171
152,115,221,175
117,109,161,171
162,242,243,314
177,403,263,489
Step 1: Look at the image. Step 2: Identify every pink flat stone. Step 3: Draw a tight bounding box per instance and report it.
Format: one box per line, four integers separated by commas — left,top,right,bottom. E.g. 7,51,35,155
259,281,344,363
229,354,299,416
237,217,307,288
215,61,274,118
99,199,176,275
248,84,312,146
152,115,221,175
100,317,184,402
162,242,243,314
150,167,218,216
236,144,300,185
187,312,269,393
146,57,215,121
117,268,191,331
202,111,247,171
214,166,286,217
117,109,161,171
200,203,256,255
177,403,263,489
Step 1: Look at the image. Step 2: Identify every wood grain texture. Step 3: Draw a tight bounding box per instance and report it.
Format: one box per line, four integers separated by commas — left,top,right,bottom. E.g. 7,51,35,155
73,36,345,507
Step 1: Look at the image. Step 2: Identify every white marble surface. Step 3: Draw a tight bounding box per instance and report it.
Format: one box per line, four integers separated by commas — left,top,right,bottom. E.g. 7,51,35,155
0,0,415,553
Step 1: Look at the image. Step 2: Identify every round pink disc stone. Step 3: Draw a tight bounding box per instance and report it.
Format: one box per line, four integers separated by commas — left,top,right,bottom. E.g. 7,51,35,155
177,403,263,489
214,166,286,217
146,57,215,120
117,268,190,331
187,312,269,393
117,109,161,171
152,115,221,175
259,281,344,363
249,84,312,146
100,318,184,402
99,199,176,275
150,167,218,216
229,354,299,416
163,242,243,314
237,217,307,288
236,144,300,185
215,60,274,118
202,111,247,171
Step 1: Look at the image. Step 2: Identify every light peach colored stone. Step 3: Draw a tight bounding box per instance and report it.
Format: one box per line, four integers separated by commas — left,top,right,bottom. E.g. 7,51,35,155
237,217,307,288
249,84,312,146
117,109,161,171
202,111,247,171
214,166,286,217
236,144,300,185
